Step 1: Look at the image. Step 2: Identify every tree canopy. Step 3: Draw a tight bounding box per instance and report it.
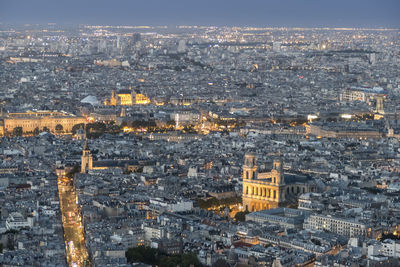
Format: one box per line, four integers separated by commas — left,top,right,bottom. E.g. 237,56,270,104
72,123,85,135
126,246,202,267
55,124,63,132
12,126,23,136
197,196,242,209
234,211,249,222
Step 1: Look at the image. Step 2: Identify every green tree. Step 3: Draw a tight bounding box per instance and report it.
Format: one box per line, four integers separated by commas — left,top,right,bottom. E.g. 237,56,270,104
72,123,85,135
66,165,81,178
126,247,202,267
33,127,40,136
55,124,63,132
234,211,249,222
130,120,157,131
7,239,14,250
162,253,202,267
12,126,23,136
311,238,322,246
86,122,107,138
181,252,202,267
378,233,400,241
126,246,158,265
160,256,181,267
197,196,242,210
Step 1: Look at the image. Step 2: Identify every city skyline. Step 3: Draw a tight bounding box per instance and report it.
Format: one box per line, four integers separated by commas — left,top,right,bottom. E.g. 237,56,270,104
1,1,400,266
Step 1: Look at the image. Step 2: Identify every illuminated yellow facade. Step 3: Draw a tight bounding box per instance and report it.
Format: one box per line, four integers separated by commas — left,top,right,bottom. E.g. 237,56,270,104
0,110,86,135
242,153,315,212
118,93,133,105
106,90,118,106
135,93,150,105
104,90,150,106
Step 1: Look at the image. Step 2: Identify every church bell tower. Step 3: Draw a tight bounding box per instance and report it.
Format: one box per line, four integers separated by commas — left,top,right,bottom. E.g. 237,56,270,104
81,140,93,173
272,157,284,185
243,153,258,180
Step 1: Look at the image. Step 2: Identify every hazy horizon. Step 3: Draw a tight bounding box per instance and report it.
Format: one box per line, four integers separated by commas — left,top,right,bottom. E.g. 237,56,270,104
1,0,399,28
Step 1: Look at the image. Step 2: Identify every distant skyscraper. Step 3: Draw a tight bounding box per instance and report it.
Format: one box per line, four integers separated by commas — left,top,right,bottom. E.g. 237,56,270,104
272,42,281,52
177,40,187,53
116,36,121,49
369,53,376,65
132,33,141,43
126,33,141,52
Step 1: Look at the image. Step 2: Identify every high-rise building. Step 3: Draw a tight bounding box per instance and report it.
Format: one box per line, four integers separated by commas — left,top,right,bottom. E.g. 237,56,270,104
132,33,141,44
177,40,187,53
272,42,281,52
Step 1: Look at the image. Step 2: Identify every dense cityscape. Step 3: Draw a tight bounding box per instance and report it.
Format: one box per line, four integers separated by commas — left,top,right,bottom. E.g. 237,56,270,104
0,21,399,267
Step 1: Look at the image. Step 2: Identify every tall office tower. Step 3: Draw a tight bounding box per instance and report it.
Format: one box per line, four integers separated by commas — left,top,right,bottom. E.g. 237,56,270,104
178,40,187,53
98,39,107,53
117,36,121,49
132,33,141,43
125,33,141,52
272,42,281,52
369,53,376,65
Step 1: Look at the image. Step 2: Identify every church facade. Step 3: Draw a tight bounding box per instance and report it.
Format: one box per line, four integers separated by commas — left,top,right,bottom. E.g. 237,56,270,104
81,140,93,173
80,141,144,173
242,153,316,212
104,89,150,106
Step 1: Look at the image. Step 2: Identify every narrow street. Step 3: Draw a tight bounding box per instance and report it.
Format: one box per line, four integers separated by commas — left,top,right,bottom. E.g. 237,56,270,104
57,173,90,267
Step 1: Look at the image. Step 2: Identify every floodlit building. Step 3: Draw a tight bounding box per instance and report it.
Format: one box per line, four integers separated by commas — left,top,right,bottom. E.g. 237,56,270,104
0,110,86,135
117,90,133,105
104,89,149,106
135,93,150,105
242,153,316,211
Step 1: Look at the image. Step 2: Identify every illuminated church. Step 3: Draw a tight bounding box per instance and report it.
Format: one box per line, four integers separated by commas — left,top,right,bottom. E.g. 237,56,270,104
104,89,150,106
242,153,316,212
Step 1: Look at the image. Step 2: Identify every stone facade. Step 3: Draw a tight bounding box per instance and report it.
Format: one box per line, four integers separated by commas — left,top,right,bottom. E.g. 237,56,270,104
242,153,316,212
0,110,86,135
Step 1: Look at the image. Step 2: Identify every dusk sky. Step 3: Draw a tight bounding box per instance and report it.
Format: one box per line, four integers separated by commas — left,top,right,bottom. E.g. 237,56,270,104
1,0,399,28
